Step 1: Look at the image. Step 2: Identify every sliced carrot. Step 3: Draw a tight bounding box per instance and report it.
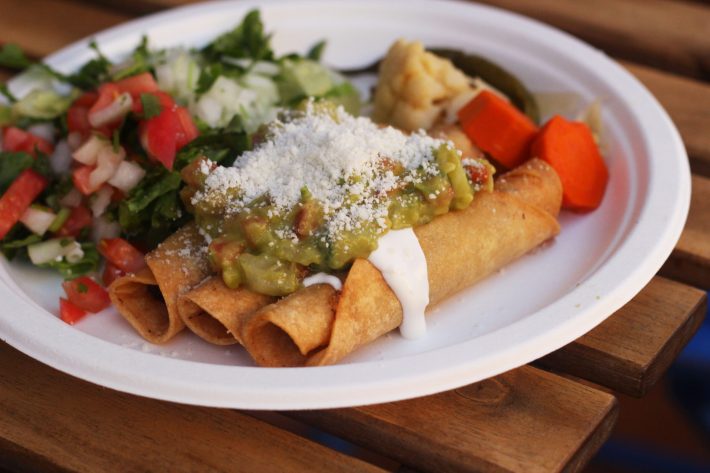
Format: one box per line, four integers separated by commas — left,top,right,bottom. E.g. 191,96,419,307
530,115,608,212
457,90,538,169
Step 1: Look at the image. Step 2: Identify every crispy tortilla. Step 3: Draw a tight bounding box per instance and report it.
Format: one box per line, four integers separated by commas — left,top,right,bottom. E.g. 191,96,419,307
239,159,563,366
176,276,274,345
109,223,210,344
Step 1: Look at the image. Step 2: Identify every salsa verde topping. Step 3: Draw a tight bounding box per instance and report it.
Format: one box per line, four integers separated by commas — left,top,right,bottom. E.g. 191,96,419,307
186,102,493,296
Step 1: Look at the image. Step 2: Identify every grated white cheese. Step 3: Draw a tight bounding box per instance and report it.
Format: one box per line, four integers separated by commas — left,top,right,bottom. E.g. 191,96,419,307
193,104,450,240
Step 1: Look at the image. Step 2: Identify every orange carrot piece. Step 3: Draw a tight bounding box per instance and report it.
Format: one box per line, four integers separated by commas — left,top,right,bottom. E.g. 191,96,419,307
530,115,608,212
457,90,538,169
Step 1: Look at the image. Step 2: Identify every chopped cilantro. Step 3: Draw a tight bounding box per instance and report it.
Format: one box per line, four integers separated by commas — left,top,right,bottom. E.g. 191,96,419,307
201,9,274,62
140,93,162,119
0,43,33,69
306,40,327,61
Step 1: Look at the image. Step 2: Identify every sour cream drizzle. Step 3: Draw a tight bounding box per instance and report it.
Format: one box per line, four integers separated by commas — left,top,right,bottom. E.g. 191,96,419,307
367,228,429,339
303,272,343,291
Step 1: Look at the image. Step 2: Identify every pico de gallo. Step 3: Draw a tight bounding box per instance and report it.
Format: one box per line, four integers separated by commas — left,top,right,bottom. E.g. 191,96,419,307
0,10,360,324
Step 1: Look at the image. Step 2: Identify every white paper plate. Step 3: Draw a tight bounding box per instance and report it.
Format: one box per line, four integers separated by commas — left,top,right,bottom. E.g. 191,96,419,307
0,0,690,409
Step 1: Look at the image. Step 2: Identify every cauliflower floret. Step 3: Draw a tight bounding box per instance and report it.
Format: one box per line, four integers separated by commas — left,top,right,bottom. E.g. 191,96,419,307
372,40,472,132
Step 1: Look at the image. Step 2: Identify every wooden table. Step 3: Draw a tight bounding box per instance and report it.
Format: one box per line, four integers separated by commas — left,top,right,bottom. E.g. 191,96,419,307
1,1,708,471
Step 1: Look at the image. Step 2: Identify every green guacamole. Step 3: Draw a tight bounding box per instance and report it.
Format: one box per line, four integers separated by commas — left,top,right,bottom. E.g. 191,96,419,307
185,109,494,296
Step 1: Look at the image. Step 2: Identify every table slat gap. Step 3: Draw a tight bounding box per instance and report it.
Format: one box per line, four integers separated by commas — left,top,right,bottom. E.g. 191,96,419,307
537,277,707,397
621,61,710,177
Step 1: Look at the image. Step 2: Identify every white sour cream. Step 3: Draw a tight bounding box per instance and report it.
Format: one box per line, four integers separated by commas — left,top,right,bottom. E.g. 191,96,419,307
367,228,429,339
303,272,343,291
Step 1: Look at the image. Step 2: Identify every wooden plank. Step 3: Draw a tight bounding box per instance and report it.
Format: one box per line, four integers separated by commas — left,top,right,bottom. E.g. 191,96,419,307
0,342,385,473
0,0,130,59
538,277,707,397
662,174,710,288
291,366,618,473
0,69,13,83
623,61,710,176
474,0,710,80
88,0,198,15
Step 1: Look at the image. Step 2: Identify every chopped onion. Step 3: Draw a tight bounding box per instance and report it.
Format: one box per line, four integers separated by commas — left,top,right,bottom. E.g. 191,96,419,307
88,92,132,128
89,146,125,190
59,188,83,208
108,160,146,193
50,140,72,174
91,215,121,244
67,131,84,151
73,134,108,165
221,56,251,68
63,240,85,264
250,61,280,77
90,185,114,217
28,239,65,265
27,123,56,143
193,95,222,128
28,238,85,265
19,207,56,235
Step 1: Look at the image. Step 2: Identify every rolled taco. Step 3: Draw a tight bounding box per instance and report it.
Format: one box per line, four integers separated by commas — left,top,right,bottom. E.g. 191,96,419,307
176,275,274,345
238,158,562,366
109,223,211,343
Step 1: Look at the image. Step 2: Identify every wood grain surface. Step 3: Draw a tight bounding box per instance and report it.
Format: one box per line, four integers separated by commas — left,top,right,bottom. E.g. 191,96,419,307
622,61,710,177
476,0,710,80
661,175,710,289
538,277,708,397
0,0,129,58
0,342,385,473
291,366,618,473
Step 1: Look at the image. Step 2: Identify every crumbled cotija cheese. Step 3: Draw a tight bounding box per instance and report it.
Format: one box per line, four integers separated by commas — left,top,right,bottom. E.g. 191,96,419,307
193,104,449,239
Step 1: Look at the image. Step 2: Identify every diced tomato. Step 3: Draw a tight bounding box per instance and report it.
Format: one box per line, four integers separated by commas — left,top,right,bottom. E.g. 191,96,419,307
114,72,159,97
74,91,99,108
2,126,54,157
140,109,180,170
0,169,48,239
55,205,92,237
88,83,122,124
110,187,125,202
99,238,146,273
59,298,87,325
175,107,199,149
102,261,125,287
2,127,29,151
67,104,92,136
91,84,120,113
72,165,100,195
62,276,111,313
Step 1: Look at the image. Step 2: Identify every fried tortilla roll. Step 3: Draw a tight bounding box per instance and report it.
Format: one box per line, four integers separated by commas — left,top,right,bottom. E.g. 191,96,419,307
239,158,563,367
176,276,274,345
109,223,210,344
